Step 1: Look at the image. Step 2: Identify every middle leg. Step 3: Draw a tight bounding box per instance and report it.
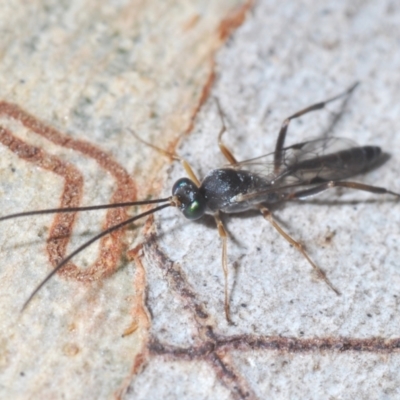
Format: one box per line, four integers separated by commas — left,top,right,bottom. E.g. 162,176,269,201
214,211,233,324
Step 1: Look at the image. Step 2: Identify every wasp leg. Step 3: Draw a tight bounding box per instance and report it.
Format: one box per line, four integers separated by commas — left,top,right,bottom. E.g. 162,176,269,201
130,129,201,187
286,181,400,201
274,83,359,173
214,212,233,324
215,98,238,165
258,205,341,295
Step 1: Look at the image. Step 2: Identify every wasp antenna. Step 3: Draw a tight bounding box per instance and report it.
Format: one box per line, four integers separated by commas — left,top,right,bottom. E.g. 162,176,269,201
0,197,171,222
21,202,172,312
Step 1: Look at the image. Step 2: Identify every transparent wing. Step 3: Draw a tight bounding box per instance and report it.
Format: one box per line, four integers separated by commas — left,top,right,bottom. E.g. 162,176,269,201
229,137,363,185
223,136,382,205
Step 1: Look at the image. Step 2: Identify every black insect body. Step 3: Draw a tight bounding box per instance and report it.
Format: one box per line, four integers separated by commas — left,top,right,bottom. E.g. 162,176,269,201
189,168,275,215
2,83,399,323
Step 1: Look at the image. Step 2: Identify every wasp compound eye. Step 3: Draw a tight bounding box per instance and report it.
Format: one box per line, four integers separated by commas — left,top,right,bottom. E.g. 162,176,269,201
172,178,206,220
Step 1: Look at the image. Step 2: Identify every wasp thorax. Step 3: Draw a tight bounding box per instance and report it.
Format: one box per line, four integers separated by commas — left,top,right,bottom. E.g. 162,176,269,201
172,177,206,220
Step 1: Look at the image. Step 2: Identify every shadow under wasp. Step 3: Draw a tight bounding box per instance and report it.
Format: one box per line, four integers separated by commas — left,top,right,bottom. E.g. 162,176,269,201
2,82,399,324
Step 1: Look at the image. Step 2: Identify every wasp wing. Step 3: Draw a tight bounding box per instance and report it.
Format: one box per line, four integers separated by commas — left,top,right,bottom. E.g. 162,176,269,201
227,137,380,203
230,137,369,183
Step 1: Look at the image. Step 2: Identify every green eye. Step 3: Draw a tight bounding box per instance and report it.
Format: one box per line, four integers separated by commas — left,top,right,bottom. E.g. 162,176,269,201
183,199,205,220
172,178,206,220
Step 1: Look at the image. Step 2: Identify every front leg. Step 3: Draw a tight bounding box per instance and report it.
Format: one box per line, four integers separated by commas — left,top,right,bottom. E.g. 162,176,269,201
130,129,201,186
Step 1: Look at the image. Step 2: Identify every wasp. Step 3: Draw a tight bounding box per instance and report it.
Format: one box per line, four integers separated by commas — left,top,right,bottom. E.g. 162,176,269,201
2,83,398,323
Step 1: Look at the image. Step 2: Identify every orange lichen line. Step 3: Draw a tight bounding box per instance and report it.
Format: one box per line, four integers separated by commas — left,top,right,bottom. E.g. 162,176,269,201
184,0,253,136
184,63,216,135
0,125,84,270
114,244,151,400
218,0,254,41
126,244,151,333
0,101,136,282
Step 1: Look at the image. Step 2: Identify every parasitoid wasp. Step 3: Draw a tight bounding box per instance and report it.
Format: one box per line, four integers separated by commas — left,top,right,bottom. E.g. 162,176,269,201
1,82,399,323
